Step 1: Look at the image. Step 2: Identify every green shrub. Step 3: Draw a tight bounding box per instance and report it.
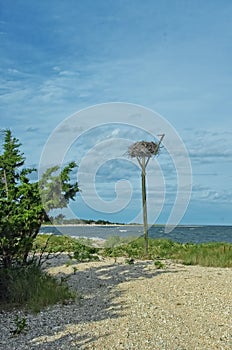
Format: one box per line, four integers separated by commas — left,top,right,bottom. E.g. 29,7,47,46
73,247,99,262
154,260,165,269
33,234,83,253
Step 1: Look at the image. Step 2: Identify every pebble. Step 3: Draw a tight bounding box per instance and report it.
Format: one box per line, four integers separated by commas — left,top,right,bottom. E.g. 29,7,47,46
0,256,231,349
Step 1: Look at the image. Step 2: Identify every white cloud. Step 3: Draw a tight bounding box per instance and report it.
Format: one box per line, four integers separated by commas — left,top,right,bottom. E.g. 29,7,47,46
191,184,232,204
1,1,232,224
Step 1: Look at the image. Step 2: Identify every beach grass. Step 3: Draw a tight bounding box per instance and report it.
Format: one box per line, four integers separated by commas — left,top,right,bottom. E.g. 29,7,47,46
102,236,232,268
1,235,231,312
34,234,232,267
174,242,232,267
0,264,75,313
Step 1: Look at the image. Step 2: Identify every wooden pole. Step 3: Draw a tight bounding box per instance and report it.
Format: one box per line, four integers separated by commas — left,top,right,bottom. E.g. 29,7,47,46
141,156,148,256
131,135,165,257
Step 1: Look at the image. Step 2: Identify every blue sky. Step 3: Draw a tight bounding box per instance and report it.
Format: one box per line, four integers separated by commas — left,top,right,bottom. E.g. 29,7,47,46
1,0,232,225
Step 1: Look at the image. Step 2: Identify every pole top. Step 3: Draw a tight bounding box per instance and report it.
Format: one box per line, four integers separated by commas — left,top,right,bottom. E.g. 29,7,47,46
128,134,164,158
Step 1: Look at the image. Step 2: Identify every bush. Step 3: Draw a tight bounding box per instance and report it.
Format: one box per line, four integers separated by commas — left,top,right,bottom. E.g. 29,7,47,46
33,234,83,253
73,244,100,262
34,234,100,262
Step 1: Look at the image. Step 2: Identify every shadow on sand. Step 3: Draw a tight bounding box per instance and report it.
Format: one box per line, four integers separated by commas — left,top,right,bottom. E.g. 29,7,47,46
18,257,180,349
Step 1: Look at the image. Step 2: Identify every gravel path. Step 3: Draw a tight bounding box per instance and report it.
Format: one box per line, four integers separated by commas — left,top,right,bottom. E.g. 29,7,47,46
0,256,231,350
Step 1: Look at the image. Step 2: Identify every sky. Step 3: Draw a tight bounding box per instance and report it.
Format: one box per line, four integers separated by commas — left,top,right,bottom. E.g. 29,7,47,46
1,0,232,226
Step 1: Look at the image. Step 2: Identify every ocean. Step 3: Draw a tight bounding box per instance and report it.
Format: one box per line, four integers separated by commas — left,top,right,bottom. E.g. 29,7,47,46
39,225,232,244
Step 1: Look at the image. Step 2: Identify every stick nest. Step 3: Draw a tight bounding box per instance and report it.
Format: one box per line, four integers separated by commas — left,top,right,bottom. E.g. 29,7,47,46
128,141,159,158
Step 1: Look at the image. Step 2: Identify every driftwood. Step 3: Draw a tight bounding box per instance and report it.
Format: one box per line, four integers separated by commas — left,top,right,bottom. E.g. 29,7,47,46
128,141,159,158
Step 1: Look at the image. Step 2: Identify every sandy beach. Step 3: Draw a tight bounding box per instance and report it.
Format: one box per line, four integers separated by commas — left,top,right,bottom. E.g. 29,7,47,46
0,255,231,350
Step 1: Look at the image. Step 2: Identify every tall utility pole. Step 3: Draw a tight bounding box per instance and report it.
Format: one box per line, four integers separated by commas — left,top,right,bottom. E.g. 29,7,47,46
128,134,164,256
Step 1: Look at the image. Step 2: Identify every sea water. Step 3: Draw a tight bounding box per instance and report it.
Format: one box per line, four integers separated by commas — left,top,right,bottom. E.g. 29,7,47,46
39,225,232,244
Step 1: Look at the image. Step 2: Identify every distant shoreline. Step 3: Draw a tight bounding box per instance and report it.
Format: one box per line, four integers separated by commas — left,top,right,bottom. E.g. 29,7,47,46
42,223,131,227
41,223,230,228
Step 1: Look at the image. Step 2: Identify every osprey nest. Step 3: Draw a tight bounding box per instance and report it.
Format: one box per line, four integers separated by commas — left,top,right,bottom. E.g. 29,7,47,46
128,141,159,158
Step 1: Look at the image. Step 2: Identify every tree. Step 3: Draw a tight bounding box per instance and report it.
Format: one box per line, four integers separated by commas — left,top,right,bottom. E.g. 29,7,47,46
0,130,79,267
39,162,79,213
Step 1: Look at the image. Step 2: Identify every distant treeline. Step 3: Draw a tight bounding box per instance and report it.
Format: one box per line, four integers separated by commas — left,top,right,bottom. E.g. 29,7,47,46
47,215,125,226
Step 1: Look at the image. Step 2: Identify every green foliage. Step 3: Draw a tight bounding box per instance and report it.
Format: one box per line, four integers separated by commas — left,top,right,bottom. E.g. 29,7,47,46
0,130,80,311
0,130,79,267
39,162,79,212
0,264,75,312
72,240,100,262
35,235,232,268
103,236,145,259
34,234,100,262
34,234,78,253
73,237,95,247
34,234,95,253
102,236,232,268
11,315,28,336
174,242,232,267
125,258,135,265
0,130,42,267
104,235,135,248
154,260,165,269
73,248,100,262
72,266,78,275
148,238,182,259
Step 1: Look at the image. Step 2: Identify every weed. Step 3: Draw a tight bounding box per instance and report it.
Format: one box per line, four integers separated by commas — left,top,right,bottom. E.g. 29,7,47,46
125,258,135,265
154,260,165,269
11,315,28,336
72,266,78,275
